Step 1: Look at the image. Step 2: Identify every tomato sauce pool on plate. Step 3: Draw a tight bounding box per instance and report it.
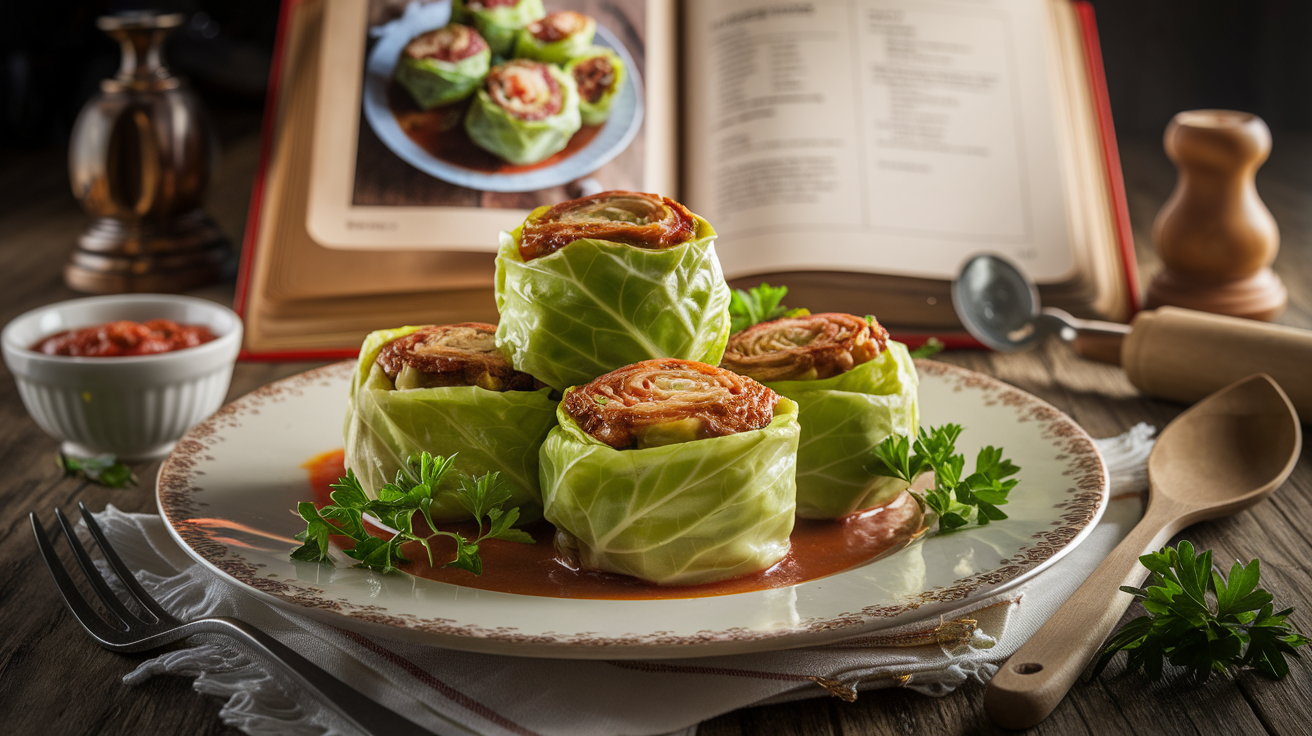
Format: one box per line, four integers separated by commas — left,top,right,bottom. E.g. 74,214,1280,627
304,450,925,600
30,319,217,357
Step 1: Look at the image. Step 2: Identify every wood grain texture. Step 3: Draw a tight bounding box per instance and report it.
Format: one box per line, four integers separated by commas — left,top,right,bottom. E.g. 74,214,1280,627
1,129,1311,735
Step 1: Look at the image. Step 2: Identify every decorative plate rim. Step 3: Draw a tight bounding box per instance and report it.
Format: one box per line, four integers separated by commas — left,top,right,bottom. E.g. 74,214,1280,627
157,359,1108,657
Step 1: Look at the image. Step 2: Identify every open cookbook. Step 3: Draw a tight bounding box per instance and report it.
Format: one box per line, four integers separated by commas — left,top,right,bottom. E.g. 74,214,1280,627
235,0,1137,358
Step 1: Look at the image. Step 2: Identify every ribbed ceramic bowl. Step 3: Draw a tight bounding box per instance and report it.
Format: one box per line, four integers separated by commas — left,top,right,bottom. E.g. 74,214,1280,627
2,294,242,460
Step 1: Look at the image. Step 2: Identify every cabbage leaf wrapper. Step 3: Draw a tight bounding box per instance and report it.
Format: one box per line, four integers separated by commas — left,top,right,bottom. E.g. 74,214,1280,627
567,47,625,125
344,325,558,523
465,60,581,165
454,0,545,57
514,11,596,65
393,25,490,109
541,394,800,585
765,341,919,518
495,195,732,391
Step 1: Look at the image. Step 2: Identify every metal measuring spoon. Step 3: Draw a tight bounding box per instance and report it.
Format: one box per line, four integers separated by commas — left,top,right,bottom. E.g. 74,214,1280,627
951,254,1130,356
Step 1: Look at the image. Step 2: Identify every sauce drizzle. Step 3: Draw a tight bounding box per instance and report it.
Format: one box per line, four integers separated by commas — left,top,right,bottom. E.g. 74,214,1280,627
304,449,923,600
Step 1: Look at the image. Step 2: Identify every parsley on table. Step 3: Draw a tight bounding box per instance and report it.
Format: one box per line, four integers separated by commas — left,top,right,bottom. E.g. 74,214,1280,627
867,424,1019,531
58,452,137,489
1092,540,1310,682
728,283,810,333
291,452,534,575
908,337,945,359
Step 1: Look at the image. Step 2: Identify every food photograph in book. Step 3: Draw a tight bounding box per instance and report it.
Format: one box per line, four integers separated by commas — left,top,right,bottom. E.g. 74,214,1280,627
354,0,646,208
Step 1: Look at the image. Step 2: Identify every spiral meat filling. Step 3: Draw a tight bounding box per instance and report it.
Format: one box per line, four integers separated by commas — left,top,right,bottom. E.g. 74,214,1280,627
526,10,589,43
486,59,562,121
401,24,487,63
720,313,889,382
376,323,540,392
563,359,779,450
518,191,698,261
572,54,616,103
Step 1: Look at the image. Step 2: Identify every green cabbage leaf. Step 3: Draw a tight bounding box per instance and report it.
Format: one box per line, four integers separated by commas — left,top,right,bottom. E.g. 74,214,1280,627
394,48,490,109
464,64,581,165
494,212,732,391
456,0,545,57
567,46,626,125
514,16,596,65
343,325,559,523
540,396,800,585
765,341,919,518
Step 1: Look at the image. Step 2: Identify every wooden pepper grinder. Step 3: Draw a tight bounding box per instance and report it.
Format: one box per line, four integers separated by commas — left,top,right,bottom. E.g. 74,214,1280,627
66,11,231,294
1148,110,1287,321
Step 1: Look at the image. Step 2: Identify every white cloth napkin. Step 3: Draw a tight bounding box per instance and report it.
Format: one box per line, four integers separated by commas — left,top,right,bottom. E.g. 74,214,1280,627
94,424,1156,736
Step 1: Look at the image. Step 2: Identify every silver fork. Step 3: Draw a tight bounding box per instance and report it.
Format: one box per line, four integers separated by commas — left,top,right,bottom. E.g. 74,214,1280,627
31,503,434,736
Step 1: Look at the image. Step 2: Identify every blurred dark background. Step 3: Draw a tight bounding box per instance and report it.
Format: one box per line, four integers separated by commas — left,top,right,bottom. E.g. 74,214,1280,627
1,0,1309,178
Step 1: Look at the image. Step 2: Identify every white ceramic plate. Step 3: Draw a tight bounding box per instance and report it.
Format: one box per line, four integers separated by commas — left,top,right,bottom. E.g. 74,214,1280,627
158,360,1107,659
363,11,644,193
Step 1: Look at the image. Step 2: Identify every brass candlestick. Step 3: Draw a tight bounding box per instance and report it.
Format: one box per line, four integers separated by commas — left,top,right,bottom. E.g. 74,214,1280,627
66,11,231,294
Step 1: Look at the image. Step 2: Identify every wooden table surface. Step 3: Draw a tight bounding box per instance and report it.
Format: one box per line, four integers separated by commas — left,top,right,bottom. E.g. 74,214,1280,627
1,127,1310,735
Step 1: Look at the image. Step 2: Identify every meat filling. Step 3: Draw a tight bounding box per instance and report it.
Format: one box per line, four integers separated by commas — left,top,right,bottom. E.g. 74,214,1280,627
376,323,541,392
527,11,590,43
720,313,889,382
518,191,697,261
563,359,779,450
401,24,487,63
486,59,562,121
572,55,616,103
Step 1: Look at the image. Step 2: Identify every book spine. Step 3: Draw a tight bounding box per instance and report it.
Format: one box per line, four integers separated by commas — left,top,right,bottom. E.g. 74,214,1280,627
234,0,317,362
1074,1,1141,318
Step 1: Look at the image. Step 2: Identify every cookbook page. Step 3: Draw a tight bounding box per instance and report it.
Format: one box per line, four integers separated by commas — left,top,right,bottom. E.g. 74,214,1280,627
306,0,676,252
683,0,1077,283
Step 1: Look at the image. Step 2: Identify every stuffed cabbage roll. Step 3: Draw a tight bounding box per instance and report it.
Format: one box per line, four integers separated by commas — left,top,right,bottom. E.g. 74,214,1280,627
514,11,596,65
453,0,545,57
344,323,558,523
495,191,733,391
540,359,800,585
464,59,581,165
721,313,919,519
566,46,625,125
394,24,490,109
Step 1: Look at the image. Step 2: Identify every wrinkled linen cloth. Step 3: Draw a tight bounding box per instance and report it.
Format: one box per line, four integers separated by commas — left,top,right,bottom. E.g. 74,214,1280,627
93,424,1156,736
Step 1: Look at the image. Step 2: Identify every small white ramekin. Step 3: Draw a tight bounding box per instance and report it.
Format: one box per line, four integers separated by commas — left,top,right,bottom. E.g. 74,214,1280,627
2,294,242,460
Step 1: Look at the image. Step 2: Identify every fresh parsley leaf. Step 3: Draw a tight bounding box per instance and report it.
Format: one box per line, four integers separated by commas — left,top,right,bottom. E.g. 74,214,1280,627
867,424,1017,531
728,283,810,333
1093,541,1310,683
291,451,535,575
908,337,945,359
57,452,137,489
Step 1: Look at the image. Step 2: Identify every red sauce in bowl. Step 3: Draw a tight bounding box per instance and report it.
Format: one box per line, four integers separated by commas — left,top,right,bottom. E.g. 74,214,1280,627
31,319,217,357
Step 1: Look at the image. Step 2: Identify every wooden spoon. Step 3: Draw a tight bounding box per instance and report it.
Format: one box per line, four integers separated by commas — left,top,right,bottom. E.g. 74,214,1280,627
984,373,1302,729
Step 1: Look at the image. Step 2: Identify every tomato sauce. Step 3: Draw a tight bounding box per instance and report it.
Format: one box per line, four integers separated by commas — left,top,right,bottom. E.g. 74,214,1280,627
303,449,924,600
388,81,603,174
31,319,217,357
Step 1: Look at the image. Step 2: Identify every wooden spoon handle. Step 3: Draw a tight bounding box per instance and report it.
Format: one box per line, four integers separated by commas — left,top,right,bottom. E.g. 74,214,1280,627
983,511,1180,729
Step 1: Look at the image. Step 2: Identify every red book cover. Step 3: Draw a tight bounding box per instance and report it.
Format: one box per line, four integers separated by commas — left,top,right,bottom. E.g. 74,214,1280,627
233,0,1138,361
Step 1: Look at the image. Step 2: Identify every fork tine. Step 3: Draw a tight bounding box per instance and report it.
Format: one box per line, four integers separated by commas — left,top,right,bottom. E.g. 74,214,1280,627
30,513,124,644
77,503,173,625
54,508,137,629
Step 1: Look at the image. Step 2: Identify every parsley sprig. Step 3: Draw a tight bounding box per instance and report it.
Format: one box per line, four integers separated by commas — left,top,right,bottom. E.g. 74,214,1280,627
907,337,945,359
1093,541,1309,682
867,424,1019,531
58,452,137,489
292,452,534,575
729,283,810,333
